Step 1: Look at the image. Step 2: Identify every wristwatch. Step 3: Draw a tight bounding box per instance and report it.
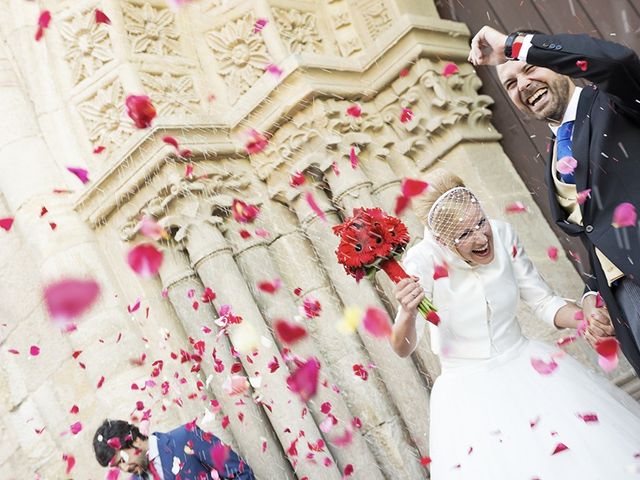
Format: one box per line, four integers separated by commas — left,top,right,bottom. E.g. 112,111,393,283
504,31,524,60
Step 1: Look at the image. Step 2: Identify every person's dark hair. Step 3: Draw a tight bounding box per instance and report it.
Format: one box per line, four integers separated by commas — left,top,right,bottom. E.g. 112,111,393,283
93,419,148,467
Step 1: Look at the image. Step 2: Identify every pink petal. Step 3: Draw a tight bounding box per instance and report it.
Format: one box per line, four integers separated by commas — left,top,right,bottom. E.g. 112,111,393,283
305,191,327,222
349,146,358,169
69,421,82,435
29,345,40,356
290,171,305,187
331,426,353,447
433,263,448,280
577,412,599,423
211,443,230,474
547,246,558,261
127,298,141,313
0,217,14,231
67,167,90,184
95,9,111,24
577,189,591,205
362,307,392,338
222,375,250,396
505,201,527,213
126,243,163,277
93,145,106,154
400,107,414,123
253,18,268,34
265,64,283,77
442,62,459,77
399,68,409,77
184,163,194,178
612,202,637,228
162,135,180,150
286,357,320,402
138,216,166,240
38,10,52,28
530,357,558,375
556,156,578,175
106,469,121,480
401,178,429,198
244,129,268,155
576,60,588,71
231,199,260,223
346,104,361,117
44,279,100,324
302,297,321,318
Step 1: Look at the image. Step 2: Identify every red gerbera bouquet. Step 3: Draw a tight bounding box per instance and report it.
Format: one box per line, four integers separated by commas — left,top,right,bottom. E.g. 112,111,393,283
332,208,439,325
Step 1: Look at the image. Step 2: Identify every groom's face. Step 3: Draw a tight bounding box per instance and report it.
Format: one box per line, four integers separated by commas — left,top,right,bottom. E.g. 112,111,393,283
497,61,572,124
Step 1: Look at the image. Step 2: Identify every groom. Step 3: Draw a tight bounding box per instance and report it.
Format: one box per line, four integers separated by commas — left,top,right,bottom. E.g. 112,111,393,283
93,419,255,479
468,26,640,375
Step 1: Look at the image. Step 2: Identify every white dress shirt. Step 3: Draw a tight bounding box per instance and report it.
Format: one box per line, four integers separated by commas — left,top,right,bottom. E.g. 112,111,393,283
398,220,566,367
147,434,164,480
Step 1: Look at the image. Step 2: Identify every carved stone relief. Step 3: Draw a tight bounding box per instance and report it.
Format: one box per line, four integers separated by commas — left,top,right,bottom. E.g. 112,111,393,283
140,71,201,116
122,1,181,57
272,8,324,54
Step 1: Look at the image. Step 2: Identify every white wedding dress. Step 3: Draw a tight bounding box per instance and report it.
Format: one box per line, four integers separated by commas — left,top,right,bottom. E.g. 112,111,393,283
401,220,640,479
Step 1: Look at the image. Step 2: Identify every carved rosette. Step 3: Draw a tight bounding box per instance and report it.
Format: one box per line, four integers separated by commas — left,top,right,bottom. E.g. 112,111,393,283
122,1,181,57
58,9,113,86
272,8,324,54
77,80,135,153
206,14,273,104
140,71,200,116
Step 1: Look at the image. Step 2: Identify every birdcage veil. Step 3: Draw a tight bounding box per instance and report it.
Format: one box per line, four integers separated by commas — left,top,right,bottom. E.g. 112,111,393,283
427,187,486,247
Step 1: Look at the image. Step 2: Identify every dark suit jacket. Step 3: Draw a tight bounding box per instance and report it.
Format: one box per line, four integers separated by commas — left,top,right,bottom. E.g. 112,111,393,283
132,424,255,480
525,33,640,375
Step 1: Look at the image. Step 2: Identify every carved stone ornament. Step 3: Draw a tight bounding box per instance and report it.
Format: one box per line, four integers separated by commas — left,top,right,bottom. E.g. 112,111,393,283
59,9,113,85
140,71,200,116
360,0,394,40
206,14,273,103
122,1,181,56
272,8,324,54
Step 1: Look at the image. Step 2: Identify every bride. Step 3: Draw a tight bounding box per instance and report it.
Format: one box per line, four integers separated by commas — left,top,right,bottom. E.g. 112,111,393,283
391,170,640,479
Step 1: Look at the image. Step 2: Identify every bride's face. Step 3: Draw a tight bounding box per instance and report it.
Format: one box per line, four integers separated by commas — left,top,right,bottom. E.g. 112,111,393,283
451,209,494,266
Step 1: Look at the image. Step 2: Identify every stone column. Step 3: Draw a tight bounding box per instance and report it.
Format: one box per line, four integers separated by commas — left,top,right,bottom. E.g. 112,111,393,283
184,219,340,480
159,247,291,476
226,212,386,479
261,199,427,478
293,177,432,458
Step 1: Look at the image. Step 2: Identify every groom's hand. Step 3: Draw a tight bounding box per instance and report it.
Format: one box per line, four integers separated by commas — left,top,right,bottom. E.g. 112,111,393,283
468,26,509,66
583,295,615,348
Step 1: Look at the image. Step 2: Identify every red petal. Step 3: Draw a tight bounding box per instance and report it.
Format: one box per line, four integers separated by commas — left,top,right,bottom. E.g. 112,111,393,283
401,178,429,198
275,319,308,344
127,298,141,313
290,171,306,187
349,146,358,169
505,201,527,213
433,263,448,280
577,412,599,423
551,442,569,455
426,311,440,326
126,243,163,277
547,246,558,261
95,9,111,24
400,107,414,123
399,68,409,77
0,217,14,231
244,129,268,154
125,95,156,129
394,195,409,215
40,206,48,217
211,443,230,474
69,421,83,435
29,345,40,356
257,278,282,294
162,135,180,149
62,453,76,474
38,10,52,28
346,104,362,117
286,357,320,402
576,60,588,71
231,199,260,224
93,145,106,154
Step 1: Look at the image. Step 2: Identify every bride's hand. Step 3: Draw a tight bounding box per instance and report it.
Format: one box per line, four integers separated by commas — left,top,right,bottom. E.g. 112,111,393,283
395,277,425,314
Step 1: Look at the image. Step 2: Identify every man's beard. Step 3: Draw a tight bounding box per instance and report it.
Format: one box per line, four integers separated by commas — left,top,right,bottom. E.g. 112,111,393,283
538,78,571,123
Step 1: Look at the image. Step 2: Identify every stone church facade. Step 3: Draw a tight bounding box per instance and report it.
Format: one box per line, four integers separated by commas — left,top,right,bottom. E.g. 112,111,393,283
0,0,636,478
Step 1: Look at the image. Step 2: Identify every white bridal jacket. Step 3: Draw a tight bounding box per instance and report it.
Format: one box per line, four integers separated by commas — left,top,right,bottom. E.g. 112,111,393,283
400,220,567,362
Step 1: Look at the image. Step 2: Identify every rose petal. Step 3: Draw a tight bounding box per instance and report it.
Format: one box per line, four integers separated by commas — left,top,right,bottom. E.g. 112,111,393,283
44,279,100,324
305,191,326,221
287,357,320,402
231,199,260,224
265,64,283,77
70,421,82,435
551,442,569,455
576,60,588,71
595,337,619,372
126,243,163,277
547,246,559,261
67,167,90,184
257,278,282,294
29,345,40,356
530,357,558,375
0,217,14,231
394,195,410,215
127,298,141,313
302,297,321,318
95,9,111,24
346,104,361,117
556,156,578,175
349,146,358,169
138,216,166,240
433,263,448,280
612,202,637,228
505,202,527,213
362,307,392,338
93,145,106,154
401,178,429,198
222,375,250,396
125,95,156,129
253,18,268,34
290,171,305,187
274,319,308,344
442,62,459,77
577,189,591,205
400,107,414,123
577,412,599,423
244,129,268,155
62,453,76,474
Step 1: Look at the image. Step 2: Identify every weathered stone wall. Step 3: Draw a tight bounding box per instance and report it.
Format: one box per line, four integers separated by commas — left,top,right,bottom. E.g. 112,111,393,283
0,1,636,479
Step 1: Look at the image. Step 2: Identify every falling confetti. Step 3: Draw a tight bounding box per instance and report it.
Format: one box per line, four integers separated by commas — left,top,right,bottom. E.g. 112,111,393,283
127,243,163,277
346,104,362,117
349,146,358,169
95,9,111,24
231,199,260,224
253,18,268,34
44,278,100,325
442,62,459,77
125,95,157,128
612,202,637,228
35,10,51,42
274,319,308,345
286,357,320,402
576,60,588,71
0,217,14,231
66,167,90,184
547,246,559,261
556,156,578,175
